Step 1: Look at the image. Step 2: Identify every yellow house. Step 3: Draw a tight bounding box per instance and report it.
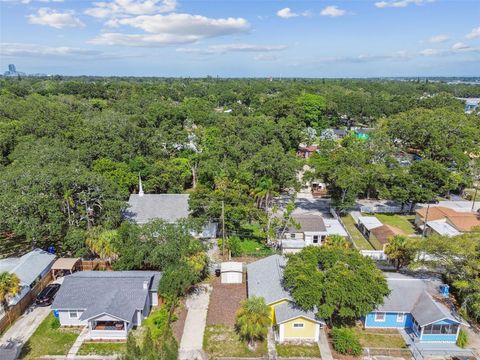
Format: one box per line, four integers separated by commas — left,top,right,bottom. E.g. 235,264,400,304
246,255,324,342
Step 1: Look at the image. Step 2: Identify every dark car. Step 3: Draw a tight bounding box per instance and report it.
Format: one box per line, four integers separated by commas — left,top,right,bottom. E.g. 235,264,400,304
35,284,61,306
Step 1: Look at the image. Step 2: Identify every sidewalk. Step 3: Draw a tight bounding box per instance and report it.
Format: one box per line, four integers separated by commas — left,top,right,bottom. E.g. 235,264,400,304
178,285,211,360
67,327,88,359
318,328,333,360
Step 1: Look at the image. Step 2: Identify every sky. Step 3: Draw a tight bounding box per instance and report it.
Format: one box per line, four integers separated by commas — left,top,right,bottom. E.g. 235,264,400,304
0,0,479,77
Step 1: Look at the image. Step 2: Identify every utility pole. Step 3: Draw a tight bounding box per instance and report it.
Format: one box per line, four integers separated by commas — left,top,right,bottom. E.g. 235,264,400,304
421,203,430,239
472,186,478,212
221,200,225,258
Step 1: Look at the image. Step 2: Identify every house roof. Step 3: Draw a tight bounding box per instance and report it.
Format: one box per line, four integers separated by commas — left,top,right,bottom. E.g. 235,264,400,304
426,220,461,237
324,219,348,237
221,262,242,273
416,206,480,232
51,258,80,271
358,216,383,231
289,215,326,233
52,271,161,322
247,255,291,305
281,240,306,250
376,272,462,327
370,224,404,245
274,301,324,325
0,249,55,286
125,194,189,224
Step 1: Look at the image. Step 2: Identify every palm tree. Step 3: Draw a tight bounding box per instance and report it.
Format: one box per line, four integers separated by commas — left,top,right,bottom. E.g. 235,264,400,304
85,228,119,261
252,177,277,209
324,234,351,249
235,296,270,349
0,272,20,313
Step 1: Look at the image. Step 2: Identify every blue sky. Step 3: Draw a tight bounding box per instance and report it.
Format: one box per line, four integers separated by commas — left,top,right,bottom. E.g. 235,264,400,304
1,0,479,77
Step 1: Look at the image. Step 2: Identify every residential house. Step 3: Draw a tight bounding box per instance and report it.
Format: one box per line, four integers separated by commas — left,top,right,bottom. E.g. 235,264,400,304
415,206,480,237
125,178,217,239
281,214,348,254
464,99,479,114
365,272,465,343
52,271,161,340
320,128,348,141
297,144,318,159
370,224,405,250
246,255,324,342
0,249,55,306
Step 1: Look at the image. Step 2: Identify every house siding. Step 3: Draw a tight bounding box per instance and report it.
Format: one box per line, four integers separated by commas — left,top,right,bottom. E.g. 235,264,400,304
279,317,319,342
268,299,289,325
364,312,412,328
58,310,87,326
419,319,460,343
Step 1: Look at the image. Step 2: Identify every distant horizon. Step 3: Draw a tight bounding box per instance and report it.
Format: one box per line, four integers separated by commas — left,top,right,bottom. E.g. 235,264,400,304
1,0,479,77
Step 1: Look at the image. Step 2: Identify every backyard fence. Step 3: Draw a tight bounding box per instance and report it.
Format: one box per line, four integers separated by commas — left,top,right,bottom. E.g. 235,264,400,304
80,259,112,271
363,347,412,359
0,272,53,335
360,205,410,214
360,250,388,261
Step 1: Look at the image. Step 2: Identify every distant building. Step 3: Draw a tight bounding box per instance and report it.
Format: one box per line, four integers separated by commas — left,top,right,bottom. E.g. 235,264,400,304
4,64,25,77
465,99,479,114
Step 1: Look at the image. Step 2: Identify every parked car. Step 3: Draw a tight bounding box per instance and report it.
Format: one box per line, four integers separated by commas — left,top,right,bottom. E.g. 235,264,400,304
35,284,60,306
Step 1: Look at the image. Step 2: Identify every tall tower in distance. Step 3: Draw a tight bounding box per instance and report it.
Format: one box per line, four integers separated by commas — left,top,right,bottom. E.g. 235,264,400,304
8,64,16,73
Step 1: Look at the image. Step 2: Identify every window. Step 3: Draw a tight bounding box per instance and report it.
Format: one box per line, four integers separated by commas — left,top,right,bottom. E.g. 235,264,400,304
290,233,296,239
423,323,459,335
313,235,319,244
375,312,386,322
397,313,405,323
293,323,304,328
69,310,78,319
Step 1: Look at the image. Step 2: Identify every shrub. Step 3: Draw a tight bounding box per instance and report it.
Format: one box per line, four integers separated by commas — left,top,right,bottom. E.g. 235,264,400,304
457,329,468,348
144,306,176,338
331,327,362,356
50,316,61,330
227,236,242,257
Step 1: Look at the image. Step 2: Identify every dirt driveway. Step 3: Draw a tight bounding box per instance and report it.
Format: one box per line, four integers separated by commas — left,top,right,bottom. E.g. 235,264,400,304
207,277,246,327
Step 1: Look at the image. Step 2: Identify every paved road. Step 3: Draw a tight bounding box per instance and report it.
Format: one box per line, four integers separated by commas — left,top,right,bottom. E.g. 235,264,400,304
178,285,211,360
0,305,51,346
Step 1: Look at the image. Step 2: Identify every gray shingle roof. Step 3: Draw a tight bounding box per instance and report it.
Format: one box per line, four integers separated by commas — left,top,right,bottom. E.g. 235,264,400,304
0,249,55,286
377,273,461,326
289,215,326,233
275,301,324,324
52,271,161,322
247,255,291,305
125,194,190,224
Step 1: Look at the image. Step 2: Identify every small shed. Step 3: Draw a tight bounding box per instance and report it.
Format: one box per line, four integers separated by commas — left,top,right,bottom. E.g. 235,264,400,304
51,258,81,280
220,262,243,284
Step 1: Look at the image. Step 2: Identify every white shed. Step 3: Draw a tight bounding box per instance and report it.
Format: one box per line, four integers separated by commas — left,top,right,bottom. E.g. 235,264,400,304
220,262,243,284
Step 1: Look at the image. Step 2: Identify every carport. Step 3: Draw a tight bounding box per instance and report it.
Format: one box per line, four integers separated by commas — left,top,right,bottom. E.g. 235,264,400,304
51,258,80,280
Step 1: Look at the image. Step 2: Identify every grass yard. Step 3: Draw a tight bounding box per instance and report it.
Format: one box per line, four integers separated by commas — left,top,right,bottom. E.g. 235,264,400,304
340,215,373,250
20,314,81,359
353,327,406,348
276,343,321,358
374,214,417,235
77,342,126,356
203,325,267,359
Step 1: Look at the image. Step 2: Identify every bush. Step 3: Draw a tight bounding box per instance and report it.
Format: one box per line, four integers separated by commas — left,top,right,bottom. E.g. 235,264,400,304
143,306,176,338
457,328,468,348
227,236,242,257
50,316,61,330
331,327,362,356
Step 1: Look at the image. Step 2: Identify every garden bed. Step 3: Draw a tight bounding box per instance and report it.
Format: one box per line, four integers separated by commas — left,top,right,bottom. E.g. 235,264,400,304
203,325,267,359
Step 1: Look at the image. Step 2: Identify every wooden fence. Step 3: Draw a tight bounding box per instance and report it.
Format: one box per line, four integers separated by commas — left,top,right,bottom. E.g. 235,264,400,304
79,259,112,271
0,272,53,335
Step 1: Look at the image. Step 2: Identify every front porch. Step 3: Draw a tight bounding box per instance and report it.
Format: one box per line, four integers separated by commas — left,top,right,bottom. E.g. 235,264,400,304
88,320,129,340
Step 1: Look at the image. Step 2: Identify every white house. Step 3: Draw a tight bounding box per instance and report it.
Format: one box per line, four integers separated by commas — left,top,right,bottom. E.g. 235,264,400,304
52,271,161,340
220,262,243,284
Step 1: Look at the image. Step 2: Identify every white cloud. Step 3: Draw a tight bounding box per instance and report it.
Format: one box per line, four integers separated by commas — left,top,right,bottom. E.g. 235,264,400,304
85,0,176,18
1,0,64,3
254,54,279,61
277,7,298,18
428,34,449,43
320,5,346,17
375,0,434,8
0,42,123,59
176,43,288,55
466,26,480,39
452,42,469,50
27,8,84,29
419,48,440,56
90,13,249,46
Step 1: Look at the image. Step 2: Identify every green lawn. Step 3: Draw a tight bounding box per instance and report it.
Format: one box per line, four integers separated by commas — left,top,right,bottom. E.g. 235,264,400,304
353,327,406,348
374,214,416,235
20,314,81,359
204,325,267,359
219,238,275,257
340,215,374,250
77,342,126,356
276,343,321,358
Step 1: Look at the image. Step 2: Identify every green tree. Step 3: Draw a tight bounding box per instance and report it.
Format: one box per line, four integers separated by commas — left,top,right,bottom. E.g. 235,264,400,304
324,234,351,249
283,246,390,325
235,296,271,349
384,235,416,270
0,272,20,312
296,93,328,129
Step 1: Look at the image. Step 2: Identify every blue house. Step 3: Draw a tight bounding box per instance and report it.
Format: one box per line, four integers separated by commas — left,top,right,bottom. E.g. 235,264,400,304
365,273,464,343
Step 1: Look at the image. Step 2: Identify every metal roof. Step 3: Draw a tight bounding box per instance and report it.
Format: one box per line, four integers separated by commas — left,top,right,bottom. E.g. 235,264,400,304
358,216,383,230
220,262,242,273
125,194,190,224
426,220,461,237
52,271,161,323
0,249,55,286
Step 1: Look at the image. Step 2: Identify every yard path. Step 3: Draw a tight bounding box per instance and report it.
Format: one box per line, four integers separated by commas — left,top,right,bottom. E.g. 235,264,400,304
267,327,277,359
0,305,50,346
67,326,88,359
178,284,211,360
318,328,333,360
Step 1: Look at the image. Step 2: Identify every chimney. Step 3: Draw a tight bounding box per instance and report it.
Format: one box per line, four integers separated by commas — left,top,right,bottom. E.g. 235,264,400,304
143,280,149,290
138,175,144,196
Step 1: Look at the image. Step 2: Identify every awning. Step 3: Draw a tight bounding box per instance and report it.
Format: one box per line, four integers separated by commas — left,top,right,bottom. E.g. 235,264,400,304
51,258,80,271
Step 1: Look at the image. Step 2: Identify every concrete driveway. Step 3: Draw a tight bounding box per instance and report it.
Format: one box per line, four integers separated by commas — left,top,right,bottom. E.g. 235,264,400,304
0,305,51,346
